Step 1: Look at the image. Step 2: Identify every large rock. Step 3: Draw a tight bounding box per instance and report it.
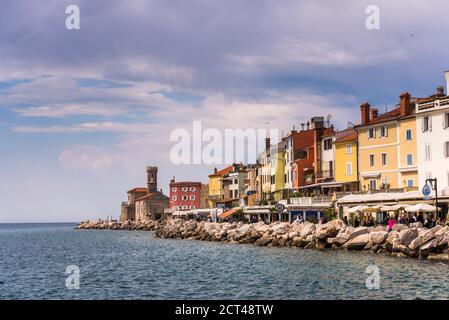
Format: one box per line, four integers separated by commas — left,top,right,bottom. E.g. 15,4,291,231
315,219,344,240
409,236,424,250
300,222,316,238
392,224,408,232
369,231,388,245
421,229,436,243
344,234,370,250
435,226,449,237
348,227,369,240
398,228,418,246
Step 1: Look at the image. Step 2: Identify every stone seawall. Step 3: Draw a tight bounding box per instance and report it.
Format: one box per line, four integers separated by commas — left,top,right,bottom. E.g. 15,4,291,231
76,219,449,261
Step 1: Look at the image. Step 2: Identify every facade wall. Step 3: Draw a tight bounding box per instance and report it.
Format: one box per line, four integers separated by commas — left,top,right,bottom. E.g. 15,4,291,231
398,117,418,189
335,140,357,183
170,183,201,210
358,122,400,189
416,106,449,189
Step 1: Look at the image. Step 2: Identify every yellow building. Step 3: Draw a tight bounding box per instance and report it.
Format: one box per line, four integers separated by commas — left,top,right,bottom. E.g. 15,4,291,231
357,93,417,191
207,165,233,207
334,128,359,191
270,148,286,201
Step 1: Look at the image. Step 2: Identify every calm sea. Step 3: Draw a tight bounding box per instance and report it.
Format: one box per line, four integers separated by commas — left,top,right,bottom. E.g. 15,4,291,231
0,223,448,300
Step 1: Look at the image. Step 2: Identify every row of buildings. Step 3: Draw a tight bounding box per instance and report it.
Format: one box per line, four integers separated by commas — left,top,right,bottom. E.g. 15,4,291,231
120,71,449,222
203,71,449,208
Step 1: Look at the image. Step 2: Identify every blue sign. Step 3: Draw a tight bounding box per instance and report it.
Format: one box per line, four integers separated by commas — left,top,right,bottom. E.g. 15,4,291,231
422,184,432,199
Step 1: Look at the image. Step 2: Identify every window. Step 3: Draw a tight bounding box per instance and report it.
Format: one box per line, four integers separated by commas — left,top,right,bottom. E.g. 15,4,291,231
407,180,414,188
346,162,352,176
381,176,389,187
346,144,352,154
369,179,377,190
425,144,432,160
368,128,375,139
189,187,196,191
444,141,449,158
182,195,188,201
380,126,388,137
406,154,413,165
381,153,387,166
423,116,431,132
189,205,195,209
182,205,187,210
172,195,177,201
234,179,238,184
406,129,412,141
369,154,375,167
234,190,238,198
172,187,177,192
190,195,196,200
444,113,449,129
182,187,188,192
324,138,332,150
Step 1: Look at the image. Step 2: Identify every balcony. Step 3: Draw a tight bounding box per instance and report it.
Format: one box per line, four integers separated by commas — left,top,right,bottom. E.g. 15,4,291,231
315,170,333,180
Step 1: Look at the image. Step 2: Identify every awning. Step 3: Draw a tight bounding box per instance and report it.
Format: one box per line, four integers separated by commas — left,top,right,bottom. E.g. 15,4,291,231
405,203,441,213
218,207,240,219
380,204,410,211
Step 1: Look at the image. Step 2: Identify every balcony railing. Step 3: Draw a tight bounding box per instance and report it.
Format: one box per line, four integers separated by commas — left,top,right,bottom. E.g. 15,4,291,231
315,170,333,180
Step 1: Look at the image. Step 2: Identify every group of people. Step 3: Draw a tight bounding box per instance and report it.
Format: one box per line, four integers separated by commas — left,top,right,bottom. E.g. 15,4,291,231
341,211,446,232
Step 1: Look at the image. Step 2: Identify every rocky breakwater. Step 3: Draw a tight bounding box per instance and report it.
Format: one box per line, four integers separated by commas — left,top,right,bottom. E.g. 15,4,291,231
76,219,162,231
153,219,449,261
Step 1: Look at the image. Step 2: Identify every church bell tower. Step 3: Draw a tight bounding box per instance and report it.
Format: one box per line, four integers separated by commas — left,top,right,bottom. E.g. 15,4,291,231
146,166,158,193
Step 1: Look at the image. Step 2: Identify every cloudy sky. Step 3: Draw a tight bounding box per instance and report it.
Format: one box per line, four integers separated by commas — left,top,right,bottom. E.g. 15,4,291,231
0,0,448,222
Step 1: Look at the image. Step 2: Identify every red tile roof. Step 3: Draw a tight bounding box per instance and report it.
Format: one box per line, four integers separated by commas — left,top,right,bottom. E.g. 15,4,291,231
127,187,147,193
208,165,234,177
169,181,202,187
335,128,357,143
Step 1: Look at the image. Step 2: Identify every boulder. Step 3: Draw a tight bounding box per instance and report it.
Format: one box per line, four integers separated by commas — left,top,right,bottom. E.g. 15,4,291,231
410,222,423,229
369,231,388,245
392,224,408,232
333,236,349,246
398,228,418,246
344,234,370,250
300,222,316,238
421,229,436,243
348,227,369,240
315,219,344,240
409,236,424,250
435,226,449,237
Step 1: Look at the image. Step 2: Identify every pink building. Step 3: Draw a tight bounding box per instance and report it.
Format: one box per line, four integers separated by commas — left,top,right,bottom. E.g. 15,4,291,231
169,179,202,210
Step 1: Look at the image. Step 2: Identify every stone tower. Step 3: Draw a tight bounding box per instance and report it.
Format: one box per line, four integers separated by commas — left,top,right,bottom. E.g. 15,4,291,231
146,166,158,193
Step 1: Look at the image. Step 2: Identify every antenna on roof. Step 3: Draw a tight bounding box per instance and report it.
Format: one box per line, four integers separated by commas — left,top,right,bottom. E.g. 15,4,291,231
384,102,388,113
326,114,332,128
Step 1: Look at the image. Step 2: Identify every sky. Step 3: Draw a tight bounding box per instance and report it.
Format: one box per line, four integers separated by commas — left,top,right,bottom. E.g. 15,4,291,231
0,0,448,222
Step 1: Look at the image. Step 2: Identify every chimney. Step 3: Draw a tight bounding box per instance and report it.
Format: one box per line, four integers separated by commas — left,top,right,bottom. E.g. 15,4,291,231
360,103,371,125
445,70,449,96
399,92,411,117
170,175,175,184
437,86,445,96
265,137,271,151
301,123,305,131
306,121,310,130
214,167,217,174
370,108,378,120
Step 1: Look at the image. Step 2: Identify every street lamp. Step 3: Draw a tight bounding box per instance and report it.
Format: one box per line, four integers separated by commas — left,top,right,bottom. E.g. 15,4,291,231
425,178,439,219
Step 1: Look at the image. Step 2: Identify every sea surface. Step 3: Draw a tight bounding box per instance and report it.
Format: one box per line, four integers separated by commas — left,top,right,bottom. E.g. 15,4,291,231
1,223,449,300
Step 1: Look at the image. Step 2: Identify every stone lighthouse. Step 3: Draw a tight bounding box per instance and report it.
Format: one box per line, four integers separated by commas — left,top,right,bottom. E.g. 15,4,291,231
146,166,158,193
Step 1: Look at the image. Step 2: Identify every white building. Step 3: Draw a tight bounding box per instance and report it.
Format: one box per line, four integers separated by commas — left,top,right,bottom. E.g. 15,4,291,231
416,71,449,191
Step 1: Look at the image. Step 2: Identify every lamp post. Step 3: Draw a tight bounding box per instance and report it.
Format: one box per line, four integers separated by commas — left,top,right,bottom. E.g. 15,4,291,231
425,178,439,219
